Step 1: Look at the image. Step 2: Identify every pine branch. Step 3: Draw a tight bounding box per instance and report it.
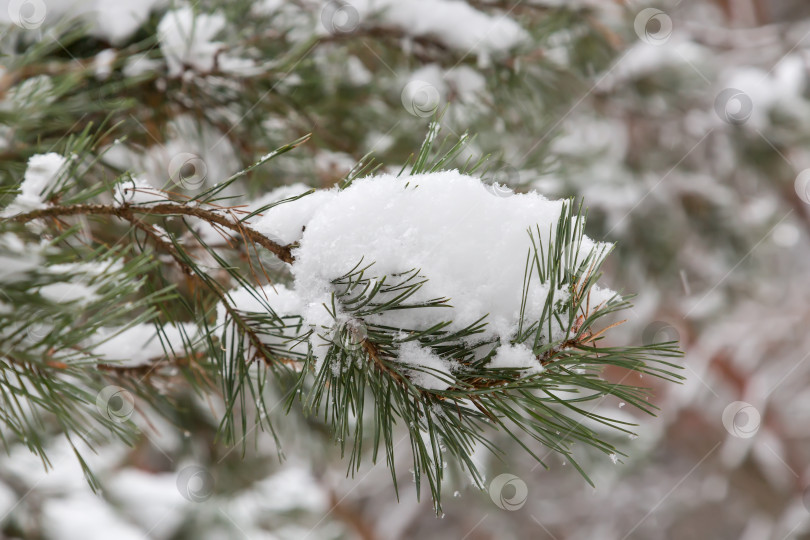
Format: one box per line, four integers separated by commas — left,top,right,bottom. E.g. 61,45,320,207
0,128,684,514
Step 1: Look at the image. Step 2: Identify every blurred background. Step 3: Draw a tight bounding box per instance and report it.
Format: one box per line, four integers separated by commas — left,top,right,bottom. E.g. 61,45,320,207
1,0,810,538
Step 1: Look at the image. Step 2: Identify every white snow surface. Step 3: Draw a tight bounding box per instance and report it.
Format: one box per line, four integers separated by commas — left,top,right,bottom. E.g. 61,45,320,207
0,233,43,282
291,170,611,340
90,323,200,366
43,493,145,540
2,153,67,216
339,0,528,55
719,55,807,129
227,171,616,382
39,282,99,304
158,7,225,76
93,49,117,80
489,343,545,375
0,0,164,44
397,341,454,390
106,470,188,538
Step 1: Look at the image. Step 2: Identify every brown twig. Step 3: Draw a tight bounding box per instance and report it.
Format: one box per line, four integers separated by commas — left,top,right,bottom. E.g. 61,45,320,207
361,338,408,385
5,202,295,264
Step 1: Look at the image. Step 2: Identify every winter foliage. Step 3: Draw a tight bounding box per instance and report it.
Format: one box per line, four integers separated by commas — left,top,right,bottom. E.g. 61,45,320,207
2,0,809,538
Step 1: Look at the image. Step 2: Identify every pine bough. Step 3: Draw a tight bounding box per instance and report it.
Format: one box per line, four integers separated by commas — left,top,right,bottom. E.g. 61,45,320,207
0,127,682,510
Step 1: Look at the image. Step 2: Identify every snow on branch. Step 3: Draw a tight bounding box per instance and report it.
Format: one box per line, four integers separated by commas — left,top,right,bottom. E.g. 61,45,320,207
0,139,682,512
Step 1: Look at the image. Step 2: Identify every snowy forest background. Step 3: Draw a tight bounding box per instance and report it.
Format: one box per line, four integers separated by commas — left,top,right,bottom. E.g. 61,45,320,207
1,0,810,539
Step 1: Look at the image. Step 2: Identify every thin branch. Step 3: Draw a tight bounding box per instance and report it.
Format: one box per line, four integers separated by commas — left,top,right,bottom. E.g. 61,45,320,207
4,202,295,264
